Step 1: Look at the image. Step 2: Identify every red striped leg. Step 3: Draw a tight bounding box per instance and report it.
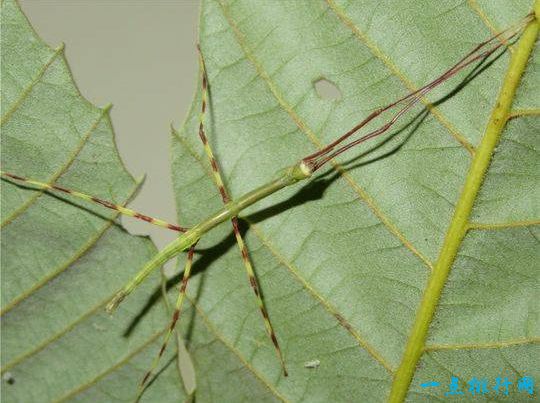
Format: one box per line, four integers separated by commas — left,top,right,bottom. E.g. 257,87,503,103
1,171,186,232
138,245,196,395
196,47,288,376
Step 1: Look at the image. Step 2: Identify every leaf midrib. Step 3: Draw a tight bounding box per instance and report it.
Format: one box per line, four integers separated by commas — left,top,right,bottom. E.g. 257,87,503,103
389,13,539,402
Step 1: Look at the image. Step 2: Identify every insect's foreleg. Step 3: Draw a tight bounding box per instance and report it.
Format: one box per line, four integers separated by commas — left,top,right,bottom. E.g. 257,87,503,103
1,171,187,232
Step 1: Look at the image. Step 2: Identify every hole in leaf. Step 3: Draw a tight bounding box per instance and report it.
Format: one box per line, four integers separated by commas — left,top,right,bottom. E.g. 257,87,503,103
3,372,15,385
314,78,341,100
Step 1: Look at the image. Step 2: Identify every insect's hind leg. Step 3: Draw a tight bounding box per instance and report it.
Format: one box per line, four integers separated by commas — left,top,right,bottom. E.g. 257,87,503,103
138,245,196,396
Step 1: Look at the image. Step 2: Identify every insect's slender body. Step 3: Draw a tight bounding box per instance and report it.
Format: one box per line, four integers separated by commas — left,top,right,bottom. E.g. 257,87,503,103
105,160,312,311
104,13,531,314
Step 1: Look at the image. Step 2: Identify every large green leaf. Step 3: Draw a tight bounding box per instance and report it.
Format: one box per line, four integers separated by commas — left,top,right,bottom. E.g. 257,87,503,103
1,1,187,401
1,0,538,402
171,0,539,402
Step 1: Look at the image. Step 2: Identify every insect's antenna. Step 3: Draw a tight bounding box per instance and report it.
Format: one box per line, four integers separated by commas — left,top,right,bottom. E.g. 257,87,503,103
302,13,533,172
138,245,196,398
196,45,288,376
1,170,187,232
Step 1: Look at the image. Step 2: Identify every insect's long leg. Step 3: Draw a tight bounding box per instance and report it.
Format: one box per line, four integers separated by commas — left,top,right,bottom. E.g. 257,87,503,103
196,47,288,376
1,171,187,232
302,13,532,171
138,245,196,395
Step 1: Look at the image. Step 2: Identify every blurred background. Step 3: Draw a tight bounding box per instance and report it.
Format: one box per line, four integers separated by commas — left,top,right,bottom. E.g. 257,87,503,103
19,0,200,251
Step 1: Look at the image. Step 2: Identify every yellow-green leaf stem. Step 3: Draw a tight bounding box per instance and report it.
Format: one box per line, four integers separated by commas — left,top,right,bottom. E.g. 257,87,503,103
389,10,539,403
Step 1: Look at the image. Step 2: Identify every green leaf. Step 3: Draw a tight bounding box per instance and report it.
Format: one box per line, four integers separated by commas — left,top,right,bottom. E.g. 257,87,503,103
2,0,538,402
1,1,187,401
171,0,539,402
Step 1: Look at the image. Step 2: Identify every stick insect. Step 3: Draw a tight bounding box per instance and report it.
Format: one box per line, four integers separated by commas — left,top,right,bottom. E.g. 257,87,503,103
1,11,535,399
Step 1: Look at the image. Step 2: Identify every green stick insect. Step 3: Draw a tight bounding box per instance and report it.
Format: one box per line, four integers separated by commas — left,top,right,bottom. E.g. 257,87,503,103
1,9,537,400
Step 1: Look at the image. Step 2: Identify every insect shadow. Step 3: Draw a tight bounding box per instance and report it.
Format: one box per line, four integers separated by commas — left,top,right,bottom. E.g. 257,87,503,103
336,46,505,173
123,175,332,338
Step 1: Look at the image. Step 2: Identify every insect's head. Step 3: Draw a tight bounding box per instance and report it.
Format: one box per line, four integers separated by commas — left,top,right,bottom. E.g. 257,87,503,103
289,161,313,183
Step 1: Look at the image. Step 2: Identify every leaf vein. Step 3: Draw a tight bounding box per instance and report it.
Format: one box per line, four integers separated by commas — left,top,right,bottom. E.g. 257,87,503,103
0,44,64,125
0,178,142,316
467,0,515,52
324,0,476,155
424,337,540,351
188,299,290,403
467,220,539,231
1,105,111,228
